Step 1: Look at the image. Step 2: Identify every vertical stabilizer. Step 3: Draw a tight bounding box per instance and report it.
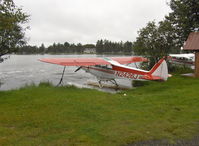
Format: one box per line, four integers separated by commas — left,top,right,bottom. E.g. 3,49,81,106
149,59,168,81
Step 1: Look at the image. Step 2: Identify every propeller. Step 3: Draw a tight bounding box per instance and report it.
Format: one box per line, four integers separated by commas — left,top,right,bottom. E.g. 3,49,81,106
74,66,82,72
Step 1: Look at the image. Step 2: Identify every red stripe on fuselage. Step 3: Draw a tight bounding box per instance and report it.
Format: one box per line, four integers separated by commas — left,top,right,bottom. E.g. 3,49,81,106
112,65,149,76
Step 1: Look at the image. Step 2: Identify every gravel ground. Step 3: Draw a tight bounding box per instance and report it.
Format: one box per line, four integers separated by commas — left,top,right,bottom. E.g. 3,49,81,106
127,135,199,146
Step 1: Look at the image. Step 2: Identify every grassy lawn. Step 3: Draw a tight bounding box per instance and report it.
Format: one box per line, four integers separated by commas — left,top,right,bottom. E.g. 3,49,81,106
0,75,199,145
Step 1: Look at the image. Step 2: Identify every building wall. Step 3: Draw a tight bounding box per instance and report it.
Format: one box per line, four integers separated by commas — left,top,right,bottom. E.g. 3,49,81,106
195,52,199,77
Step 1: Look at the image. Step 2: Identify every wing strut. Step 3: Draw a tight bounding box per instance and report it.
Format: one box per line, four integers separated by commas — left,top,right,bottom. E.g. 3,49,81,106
110,79,119,87
57,66,66,86
135,62,138,68
75,66,82,72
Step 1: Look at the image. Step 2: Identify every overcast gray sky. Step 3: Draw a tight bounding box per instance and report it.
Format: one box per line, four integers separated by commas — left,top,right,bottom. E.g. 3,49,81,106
15,0,171,46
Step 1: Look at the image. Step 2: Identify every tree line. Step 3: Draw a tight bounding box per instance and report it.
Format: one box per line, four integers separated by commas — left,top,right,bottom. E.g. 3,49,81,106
96,40,132,54
17,40,133,54
17,43,94,54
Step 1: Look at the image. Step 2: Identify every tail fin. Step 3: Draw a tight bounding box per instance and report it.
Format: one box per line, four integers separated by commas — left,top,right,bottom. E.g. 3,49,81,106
149,58,168,81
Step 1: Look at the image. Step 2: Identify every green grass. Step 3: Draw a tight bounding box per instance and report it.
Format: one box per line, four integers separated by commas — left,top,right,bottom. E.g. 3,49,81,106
0,76,199,145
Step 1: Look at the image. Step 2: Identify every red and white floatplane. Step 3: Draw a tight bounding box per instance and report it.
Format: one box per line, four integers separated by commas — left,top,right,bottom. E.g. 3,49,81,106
39,56,168,87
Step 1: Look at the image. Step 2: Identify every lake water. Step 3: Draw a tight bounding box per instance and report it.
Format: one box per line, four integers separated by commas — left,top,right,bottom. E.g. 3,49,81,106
0,54,133,92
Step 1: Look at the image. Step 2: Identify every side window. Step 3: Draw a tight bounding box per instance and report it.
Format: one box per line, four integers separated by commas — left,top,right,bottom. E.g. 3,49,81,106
107,65,112,69
95,65,112,69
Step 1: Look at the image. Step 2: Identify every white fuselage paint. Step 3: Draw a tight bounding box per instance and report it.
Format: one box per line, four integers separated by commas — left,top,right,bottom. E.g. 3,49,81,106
81,66,143,81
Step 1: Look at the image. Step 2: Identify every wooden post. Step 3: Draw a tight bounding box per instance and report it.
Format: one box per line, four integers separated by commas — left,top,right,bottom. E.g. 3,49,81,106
195,52,199,77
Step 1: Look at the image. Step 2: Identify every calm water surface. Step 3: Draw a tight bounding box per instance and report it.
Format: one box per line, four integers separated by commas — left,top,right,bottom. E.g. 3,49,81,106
0,55,133,92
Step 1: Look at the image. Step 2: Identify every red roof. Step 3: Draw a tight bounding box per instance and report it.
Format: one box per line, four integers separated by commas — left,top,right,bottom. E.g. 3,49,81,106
183,32,199,51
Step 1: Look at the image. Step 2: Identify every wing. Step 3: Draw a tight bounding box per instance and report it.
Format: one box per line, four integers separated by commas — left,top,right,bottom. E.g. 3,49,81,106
111,56,147,64
39,56,147,66
39,58,111,66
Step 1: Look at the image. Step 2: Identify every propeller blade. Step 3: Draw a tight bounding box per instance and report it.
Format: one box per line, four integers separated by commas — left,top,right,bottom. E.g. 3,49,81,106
75,66,82,72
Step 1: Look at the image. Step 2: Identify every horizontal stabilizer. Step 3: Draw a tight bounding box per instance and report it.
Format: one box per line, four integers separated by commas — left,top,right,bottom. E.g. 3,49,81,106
140,75,162,80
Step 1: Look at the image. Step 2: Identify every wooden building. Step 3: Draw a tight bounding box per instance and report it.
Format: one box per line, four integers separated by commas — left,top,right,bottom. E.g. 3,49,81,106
183,32,199,77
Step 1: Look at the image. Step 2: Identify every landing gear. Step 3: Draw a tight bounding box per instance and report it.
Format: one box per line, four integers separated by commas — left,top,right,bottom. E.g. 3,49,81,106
57,66,66,86
110,79,119,87
98,80,103,88
97,79,119,88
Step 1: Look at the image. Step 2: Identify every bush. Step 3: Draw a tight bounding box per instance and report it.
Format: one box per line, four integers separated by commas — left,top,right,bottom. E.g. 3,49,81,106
168,63,194,74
